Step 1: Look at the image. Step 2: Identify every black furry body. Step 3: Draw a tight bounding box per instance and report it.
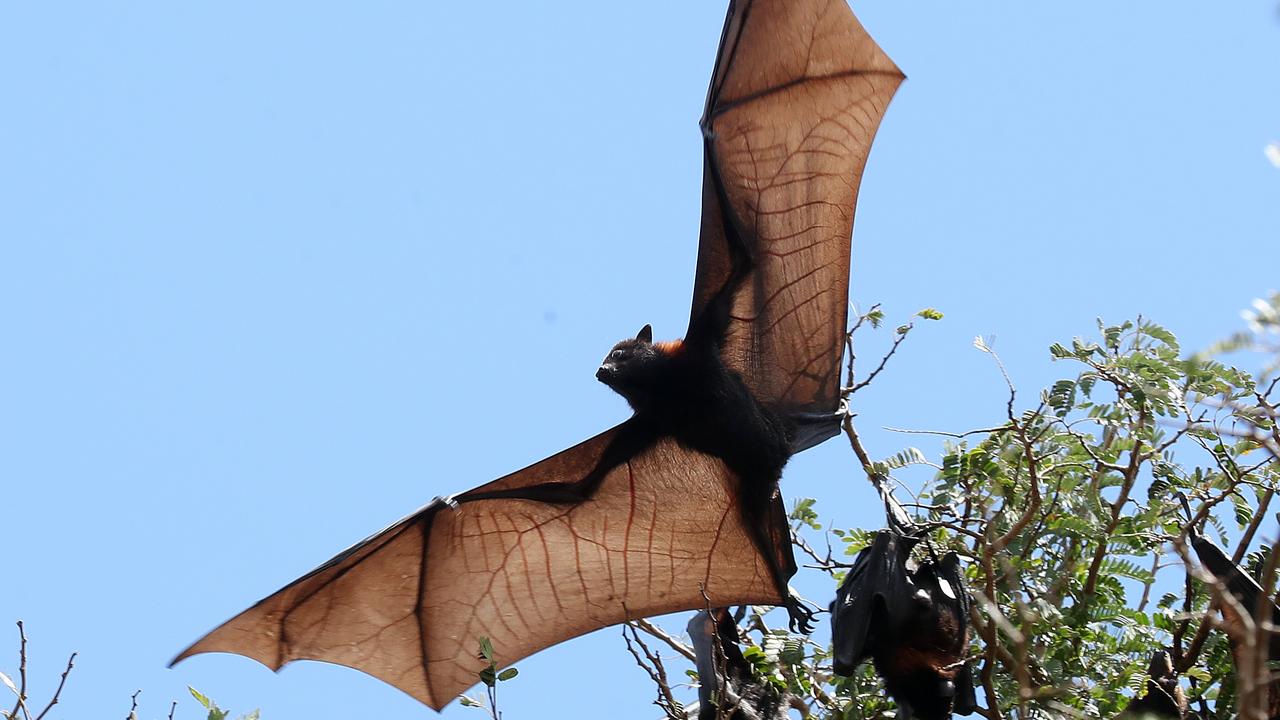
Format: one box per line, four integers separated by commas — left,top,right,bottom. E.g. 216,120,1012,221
689,609,787,720
597,327,803,622
831,524,977,719
1119,651,1188,719
610,338,793,487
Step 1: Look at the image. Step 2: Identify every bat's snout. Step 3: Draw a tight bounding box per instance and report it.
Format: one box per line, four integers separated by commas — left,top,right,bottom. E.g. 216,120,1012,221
596,364,616,382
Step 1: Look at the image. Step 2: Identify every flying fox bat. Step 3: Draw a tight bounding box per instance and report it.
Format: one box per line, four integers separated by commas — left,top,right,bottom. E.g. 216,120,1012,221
688,608,787,720
1187,527,1280,658
171,0,902,710
830,489,977,720
1186,523,1280,717
1118,650,1189,720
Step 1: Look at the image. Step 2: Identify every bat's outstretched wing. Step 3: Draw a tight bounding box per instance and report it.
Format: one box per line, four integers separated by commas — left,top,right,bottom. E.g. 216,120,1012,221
173,1,903,710
172,425,790,710
688,0,903,441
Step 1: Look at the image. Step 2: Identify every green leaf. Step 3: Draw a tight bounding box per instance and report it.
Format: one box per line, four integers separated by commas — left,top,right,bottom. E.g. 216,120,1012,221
1101,558,1155,584
1047,379,1077,417
880,447,928,470
789,497,822,530
1139,320,1180,351
189,687,213,710
497,668,519,682
916,308,944,321
237,712,260,720
1231,493,1254,528
459,695,483,708
478,636,494,662
779,637,805,665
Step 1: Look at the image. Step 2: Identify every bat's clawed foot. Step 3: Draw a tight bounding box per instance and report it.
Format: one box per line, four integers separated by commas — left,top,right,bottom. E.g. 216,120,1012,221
784,594,817,634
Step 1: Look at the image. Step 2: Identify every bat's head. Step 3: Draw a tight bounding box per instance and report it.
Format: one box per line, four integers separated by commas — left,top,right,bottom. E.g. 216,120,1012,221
887,671,961,720
596,324,666,409
1147,649,1174,680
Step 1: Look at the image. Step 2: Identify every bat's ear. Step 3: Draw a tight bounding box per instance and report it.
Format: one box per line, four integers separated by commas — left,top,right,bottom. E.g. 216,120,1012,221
635,324,653,344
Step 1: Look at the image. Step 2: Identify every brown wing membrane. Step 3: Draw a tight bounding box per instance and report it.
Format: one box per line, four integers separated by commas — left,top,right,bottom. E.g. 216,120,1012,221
689,0,903,415
172,427,786,710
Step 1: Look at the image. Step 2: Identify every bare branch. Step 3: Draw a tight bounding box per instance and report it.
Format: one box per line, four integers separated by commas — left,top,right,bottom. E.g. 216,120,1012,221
622,624,684,720
8,623,29,720
883,425,1009,439
123,690,140,720
629,619,696,663
844,322,913,397
32,654,75,720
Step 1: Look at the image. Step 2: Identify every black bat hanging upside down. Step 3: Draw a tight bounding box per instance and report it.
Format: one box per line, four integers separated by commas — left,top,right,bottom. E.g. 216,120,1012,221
1185,514,1280,718
171,0,902,709
1118,650,1190,720
831,488,977,719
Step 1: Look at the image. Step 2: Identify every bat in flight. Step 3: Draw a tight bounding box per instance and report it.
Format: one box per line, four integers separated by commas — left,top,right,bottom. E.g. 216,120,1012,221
830,486,977,720
172,0,902,709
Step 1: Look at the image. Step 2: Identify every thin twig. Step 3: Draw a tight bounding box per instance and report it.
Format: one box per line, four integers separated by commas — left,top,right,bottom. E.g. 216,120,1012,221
842,303,881,392
1136,553,1160,614
622,624,684,720
1082,406,1147,598
991,411,1043,553
1234,488,1275,564
9,622,29,720
791,529,841,576
883,425,1009,439
844,322,912,396
32,654,75,720
629,619,696,663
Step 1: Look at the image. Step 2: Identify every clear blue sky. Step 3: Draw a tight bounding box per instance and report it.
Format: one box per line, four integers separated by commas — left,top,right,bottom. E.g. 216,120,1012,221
3,2,1277,718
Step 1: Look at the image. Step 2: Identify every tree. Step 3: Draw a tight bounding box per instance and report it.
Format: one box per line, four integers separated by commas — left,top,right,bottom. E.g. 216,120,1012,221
624,294,1280,719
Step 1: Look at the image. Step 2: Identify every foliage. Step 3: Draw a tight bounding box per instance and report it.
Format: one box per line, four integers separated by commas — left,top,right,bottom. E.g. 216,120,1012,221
188,687,259,720
625,298,1280,719
460,636,519,719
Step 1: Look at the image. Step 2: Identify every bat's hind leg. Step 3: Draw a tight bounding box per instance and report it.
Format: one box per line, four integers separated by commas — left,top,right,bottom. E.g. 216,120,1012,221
741,484,815,633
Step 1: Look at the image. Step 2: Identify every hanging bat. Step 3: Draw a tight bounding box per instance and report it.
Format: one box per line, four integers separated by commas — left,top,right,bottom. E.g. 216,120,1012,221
1118,650,1189,720
170,0,902,710
830,489,977,720
1187,526,1280,658
687,608,786,720
1186,522,1280,717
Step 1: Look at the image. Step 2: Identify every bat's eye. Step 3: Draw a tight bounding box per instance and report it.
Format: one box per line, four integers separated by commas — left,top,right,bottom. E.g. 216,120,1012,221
610,350,624,360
